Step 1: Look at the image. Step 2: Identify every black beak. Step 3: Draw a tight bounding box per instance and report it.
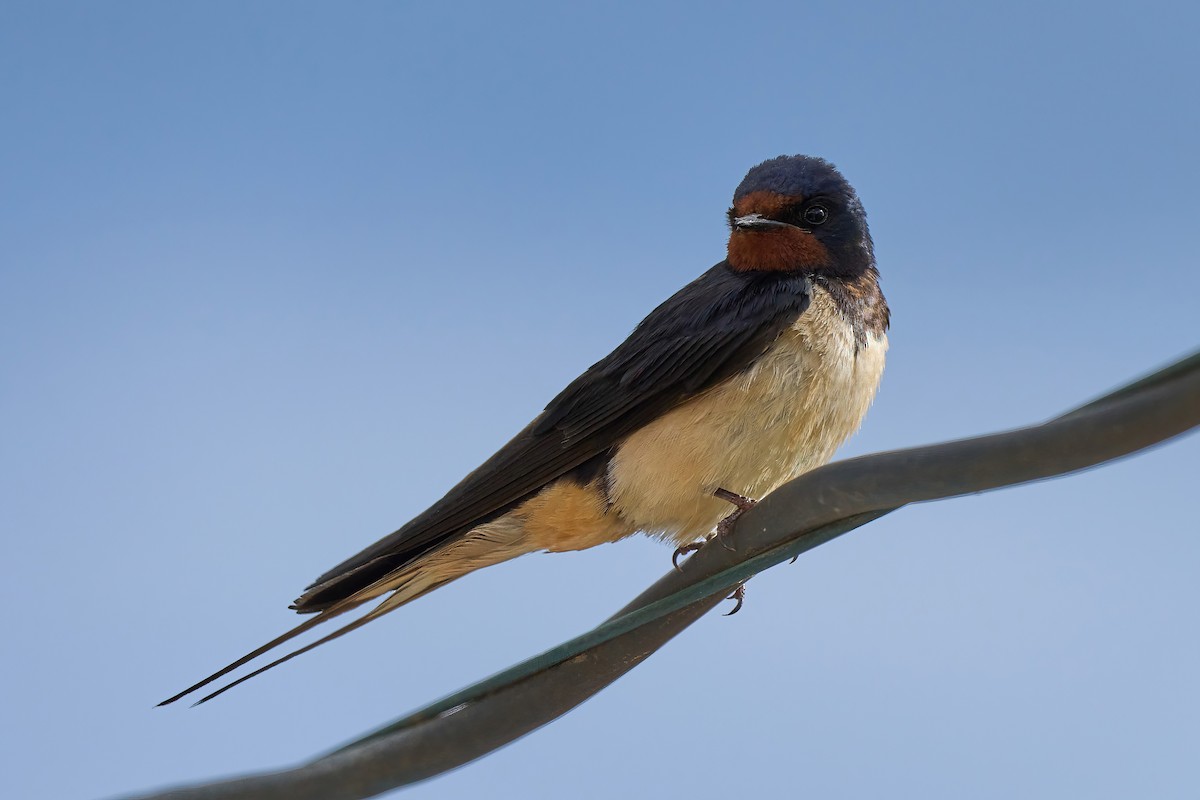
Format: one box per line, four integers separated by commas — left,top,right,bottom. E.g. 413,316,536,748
733,213,791,231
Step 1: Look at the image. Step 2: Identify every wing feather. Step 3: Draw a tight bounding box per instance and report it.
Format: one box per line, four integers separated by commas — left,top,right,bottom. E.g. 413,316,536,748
297,265,811,611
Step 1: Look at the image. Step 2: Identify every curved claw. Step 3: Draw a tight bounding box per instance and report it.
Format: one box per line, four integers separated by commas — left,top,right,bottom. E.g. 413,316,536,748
671,541,704,571
723,584,746,616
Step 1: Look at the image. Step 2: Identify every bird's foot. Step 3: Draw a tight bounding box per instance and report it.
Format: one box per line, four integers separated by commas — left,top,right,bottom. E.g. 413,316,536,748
673,490,758,600
713,487,758,548
723,583,747,616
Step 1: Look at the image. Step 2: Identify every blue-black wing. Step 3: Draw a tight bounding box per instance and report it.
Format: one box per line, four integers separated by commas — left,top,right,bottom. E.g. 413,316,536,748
295,264,812,611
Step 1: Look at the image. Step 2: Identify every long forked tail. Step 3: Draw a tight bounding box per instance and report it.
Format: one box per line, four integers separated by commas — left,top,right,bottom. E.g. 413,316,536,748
159,515,535,705
187,601,399,705
157,590,378,706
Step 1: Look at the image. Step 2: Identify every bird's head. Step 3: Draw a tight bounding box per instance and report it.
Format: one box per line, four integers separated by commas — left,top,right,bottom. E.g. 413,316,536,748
726,155,875,278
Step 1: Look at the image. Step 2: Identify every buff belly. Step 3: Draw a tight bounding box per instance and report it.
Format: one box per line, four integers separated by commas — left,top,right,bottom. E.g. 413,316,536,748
365,288,886,608
605,286,887,545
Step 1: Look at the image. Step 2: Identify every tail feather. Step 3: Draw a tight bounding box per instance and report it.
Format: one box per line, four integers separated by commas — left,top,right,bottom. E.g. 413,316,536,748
160,514,534,706
290,554,396,614
158,589,379,706
192,605,391,705
191,574,458,704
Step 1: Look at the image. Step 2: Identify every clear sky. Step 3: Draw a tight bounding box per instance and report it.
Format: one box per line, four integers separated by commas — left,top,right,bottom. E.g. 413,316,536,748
3,3,1198,799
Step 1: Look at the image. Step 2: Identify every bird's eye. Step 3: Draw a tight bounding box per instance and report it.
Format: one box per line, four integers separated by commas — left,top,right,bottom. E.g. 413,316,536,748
802,204,829,226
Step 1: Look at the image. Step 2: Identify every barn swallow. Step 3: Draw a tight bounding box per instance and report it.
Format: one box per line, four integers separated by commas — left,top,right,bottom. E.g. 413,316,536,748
161,154,890,705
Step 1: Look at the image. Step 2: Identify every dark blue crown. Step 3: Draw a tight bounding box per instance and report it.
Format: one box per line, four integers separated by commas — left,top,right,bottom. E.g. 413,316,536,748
733,155,854,202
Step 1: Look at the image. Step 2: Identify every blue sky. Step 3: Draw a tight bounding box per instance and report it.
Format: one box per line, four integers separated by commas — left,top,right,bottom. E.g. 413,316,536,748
3,2,1198,798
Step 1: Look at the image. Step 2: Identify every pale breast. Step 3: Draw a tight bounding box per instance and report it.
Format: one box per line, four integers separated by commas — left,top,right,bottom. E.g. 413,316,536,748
606,287,887,544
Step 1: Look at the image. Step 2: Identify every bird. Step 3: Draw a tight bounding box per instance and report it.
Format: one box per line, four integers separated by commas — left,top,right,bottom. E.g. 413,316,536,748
161,154,890,706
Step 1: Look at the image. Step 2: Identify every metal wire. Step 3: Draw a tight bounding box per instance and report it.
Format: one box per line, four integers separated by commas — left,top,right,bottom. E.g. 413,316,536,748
117,348,1200,800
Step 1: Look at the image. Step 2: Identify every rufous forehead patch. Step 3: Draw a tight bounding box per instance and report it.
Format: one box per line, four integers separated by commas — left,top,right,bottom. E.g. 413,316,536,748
732,191,804,219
